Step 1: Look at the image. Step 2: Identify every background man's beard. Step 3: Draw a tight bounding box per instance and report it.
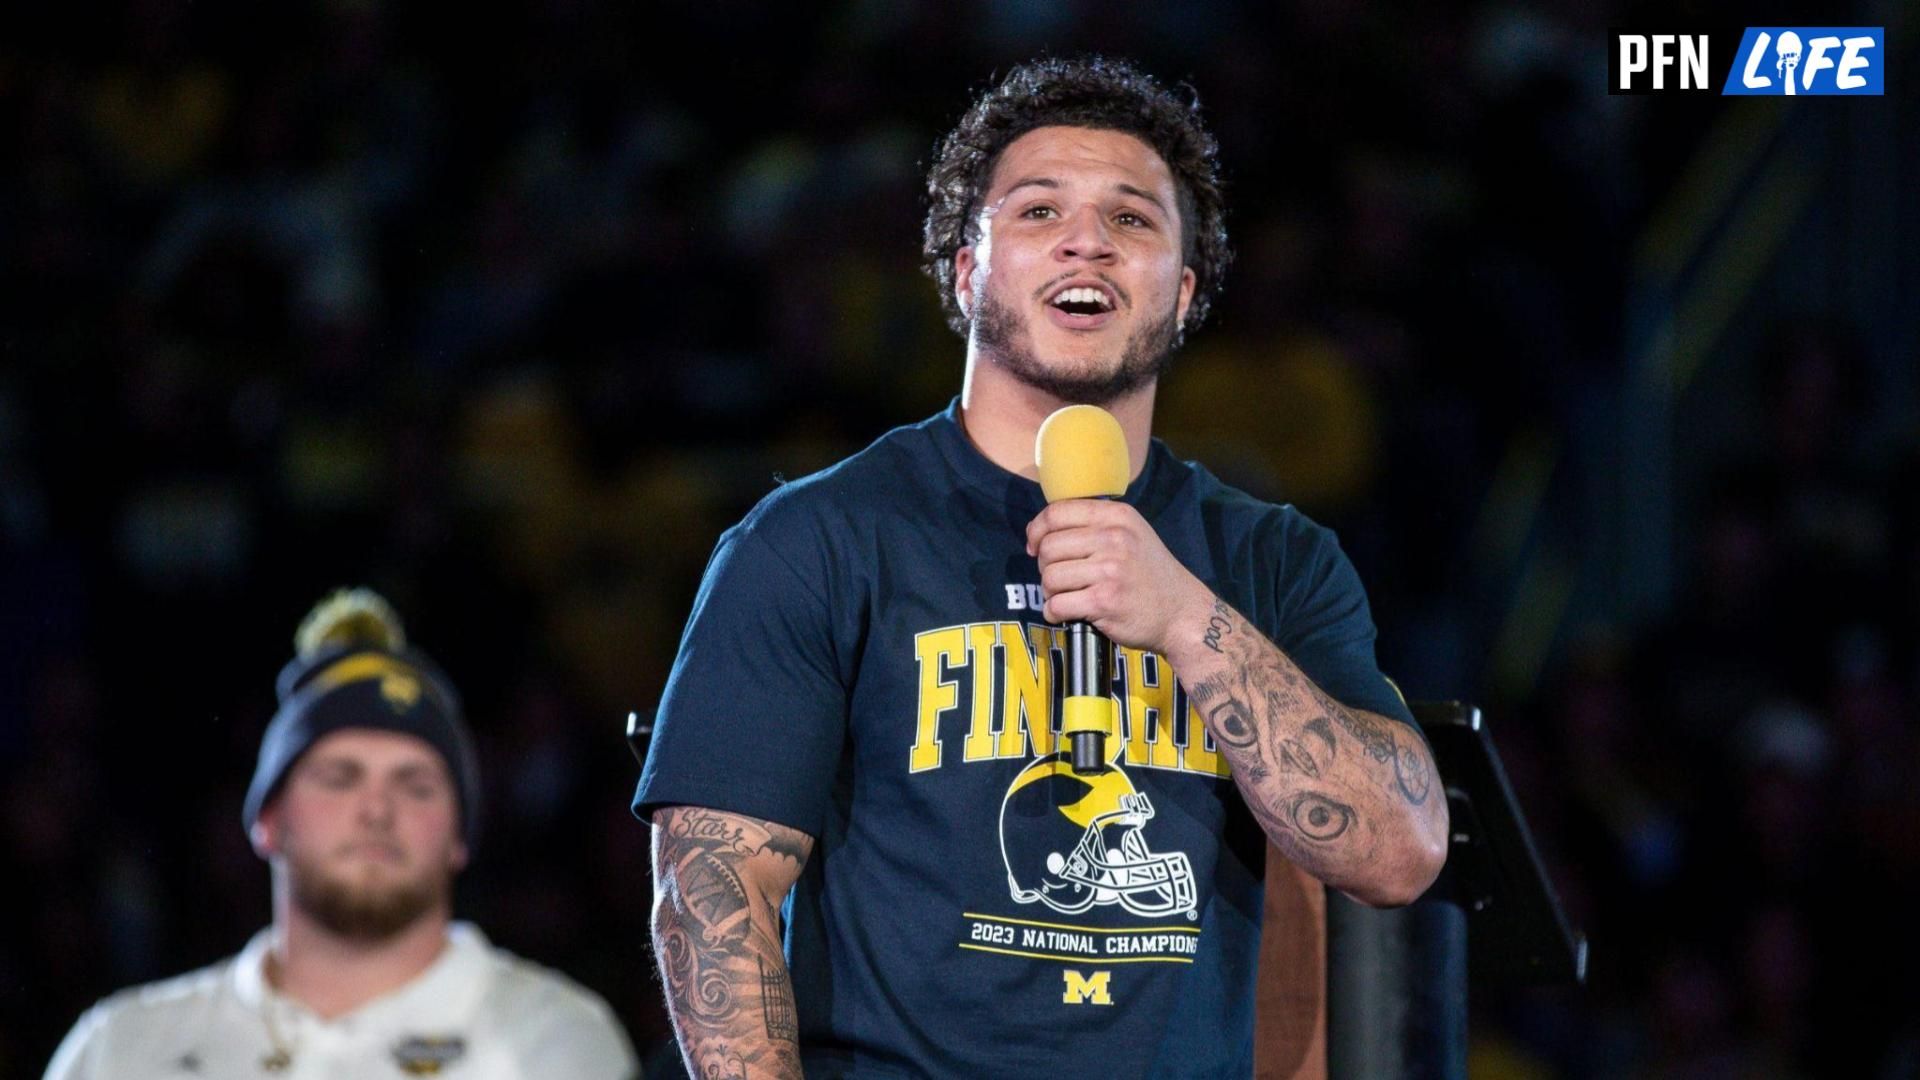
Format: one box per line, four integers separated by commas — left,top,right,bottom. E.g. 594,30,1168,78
972,289,1181,406
291,861,446,941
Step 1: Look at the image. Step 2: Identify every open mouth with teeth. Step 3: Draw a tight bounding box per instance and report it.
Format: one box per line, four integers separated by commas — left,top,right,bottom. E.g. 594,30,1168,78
1049,286,1116,316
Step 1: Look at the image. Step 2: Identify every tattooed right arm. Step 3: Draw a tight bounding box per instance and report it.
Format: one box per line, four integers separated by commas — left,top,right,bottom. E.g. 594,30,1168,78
651,805,814,1080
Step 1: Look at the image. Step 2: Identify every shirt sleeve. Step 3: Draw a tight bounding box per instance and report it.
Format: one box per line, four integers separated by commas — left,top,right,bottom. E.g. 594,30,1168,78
1275,520,1424,740
632,516,850,839
512,994,640,1079
42,1002,108,1080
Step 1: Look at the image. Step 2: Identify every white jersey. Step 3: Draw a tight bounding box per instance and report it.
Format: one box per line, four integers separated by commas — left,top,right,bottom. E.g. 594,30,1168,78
44,922,638,1079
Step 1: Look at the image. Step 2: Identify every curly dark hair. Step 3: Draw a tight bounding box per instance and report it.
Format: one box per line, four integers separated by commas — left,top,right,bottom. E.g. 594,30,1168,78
922,55,1232,339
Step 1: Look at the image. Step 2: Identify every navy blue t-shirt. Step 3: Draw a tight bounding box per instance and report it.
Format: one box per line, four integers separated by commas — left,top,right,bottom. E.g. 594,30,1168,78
634,401,1414,1078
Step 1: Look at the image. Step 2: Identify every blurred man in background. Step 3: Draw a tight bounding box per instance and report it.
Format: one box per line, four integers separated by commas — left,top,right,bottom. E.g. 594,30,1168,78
47,588,638,1079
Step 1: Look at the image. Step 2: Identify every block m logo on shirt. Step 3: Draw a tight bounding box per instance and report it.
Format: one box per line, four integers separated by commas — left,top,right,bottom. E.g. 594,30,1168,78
1062,970,1113,1005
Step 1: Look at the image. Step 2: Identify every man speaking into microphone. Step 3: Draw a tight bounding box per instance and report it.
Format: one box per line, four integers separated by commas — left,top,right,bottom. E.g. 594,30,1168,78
634,55,1447,1079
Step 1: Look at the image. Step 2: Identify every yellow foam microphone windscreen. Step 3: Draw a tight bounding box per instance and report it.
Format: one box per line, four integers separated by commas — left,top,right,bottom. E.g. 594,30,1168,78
1035,405,1129,501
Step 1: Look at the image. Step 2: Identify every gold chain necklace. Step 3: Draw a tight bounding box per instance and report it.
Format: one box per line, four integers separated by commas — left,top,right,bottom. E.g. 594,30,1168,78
259,996,298,1072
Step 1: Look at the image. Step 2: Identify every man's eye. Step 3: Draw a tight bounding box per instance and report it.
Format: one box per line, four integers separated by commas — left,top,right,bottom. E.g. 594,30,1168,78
1022,205,1056,219
1116,211,1149,228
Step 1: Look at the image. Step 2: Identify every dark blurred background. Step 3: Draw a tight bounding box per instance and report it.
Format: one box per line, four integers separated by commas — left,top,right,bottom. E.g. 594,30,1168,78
2,1,1915,1077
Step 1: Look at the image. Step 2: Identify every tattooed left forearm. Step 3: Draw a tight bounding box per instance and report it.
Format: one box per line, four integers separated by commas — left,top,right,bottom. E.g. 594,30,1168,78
1174,595,1447,904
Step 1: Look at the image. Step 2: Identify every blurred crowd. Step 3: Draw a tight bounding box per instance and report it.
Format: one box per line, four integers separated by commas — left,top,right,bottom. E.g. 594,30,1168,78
0,2,1913,1077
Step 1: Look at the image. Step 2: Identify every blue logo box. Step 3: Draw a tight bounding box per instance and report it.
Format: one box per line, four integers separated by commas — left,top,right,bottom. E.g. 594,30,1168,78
1721,27,1884,95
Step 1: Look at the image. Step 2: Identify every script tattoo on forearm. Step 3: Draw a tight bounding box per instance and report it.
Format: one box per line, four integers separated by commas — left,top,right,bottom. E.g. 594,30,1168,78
1331,700,1396,764
1302,671,1433,807
1202,598,1234,653
1331,695,1432,805
654,807,809,1079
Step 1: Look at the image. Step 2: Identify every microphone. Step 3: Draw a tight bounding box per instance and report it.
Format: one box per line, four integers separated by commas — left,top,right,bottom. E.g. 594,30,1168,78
1035,405,1129,776
1776,31,1802,96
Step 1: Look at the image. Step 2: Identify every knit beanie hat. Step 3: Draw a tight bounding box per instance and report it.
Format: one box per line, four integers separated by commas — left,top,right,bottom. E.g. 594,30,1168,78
243,588,482,850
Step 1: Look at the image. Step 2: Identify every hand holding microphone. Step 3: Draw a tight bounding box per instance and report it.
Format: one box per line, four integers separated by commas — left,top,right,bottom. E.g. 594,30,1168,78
1034,406,1131,774
1031,406,1213,774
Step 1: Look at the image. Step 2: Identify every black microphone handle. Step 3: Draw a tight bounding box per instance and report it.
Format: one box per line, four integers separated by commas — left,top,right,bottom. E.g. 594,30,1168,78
1064,619,1111,773
1070,730,1106,774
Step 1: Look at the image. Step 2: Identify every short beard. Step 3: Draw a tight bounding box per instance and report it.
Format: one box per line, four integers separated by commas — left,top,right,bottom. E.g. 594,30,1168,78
972,288,1182,407
290,859,446,941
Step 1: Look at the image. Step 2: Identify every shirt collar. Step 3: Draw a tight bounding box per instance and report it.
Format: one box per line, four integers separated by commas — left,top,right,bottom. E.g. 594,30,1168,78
230,921,491,1024
929,397,1186,519
231,926,275,1010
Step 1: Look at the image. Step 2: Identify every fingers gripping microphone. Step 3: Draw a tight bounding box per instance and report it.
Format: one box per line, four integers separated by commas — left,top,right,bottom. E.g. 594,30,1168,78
1036,405,1129,776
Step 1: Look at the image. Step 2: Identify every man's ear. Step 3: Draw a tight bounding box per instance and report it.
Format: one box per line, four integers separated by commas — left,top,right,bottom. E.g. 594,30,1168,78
448,838,469,874
954,245,977,320
1176,266,1196,327
250,809,281,859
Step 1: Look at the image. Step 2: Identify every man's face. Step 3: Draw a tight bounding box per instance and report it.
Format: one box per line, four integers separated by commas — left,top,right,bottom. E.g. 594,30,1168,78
954,125,1197,406
255,728,467,940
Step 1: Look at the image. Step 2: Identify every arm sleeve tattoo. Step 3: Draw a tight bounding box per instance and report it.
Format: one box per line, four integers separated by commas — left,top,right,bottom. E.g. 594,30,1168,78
652,806,813,1080
1185,597,1445,902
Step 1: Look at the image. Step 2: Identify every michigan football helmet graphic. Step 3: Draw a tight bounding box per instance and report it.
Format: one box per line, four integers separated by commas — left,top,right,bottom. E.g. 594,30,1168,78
999,752,1198,919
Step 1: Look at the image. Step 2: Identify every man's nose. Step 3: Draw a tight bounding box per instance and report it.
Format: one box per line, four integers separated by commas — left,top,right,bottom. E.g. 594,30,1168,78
357,786,397,824
1055,204,1116,262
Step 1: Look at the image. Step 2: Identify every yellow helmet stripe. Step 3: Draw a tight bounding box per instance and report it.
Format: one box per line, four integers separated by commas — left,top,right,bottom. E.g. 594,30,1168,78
1006,757,1131,829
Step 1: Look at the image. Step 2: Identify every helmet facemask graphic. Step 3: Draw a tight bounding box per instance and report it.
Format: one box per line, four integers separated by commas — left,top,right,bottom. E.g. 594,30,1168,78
1000,753,1198,920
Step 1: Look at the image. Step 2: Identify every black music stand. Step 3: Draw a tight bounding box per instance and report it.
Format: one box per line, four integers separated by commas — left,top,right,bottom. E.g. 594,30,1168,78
1325,701,1587,1079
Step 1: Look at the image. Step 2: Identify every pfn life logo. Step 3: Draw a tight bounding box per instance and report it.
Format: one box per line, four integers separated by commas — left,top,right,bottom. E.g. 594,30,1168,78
1722,28,1883,95
1610,28,1884,95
